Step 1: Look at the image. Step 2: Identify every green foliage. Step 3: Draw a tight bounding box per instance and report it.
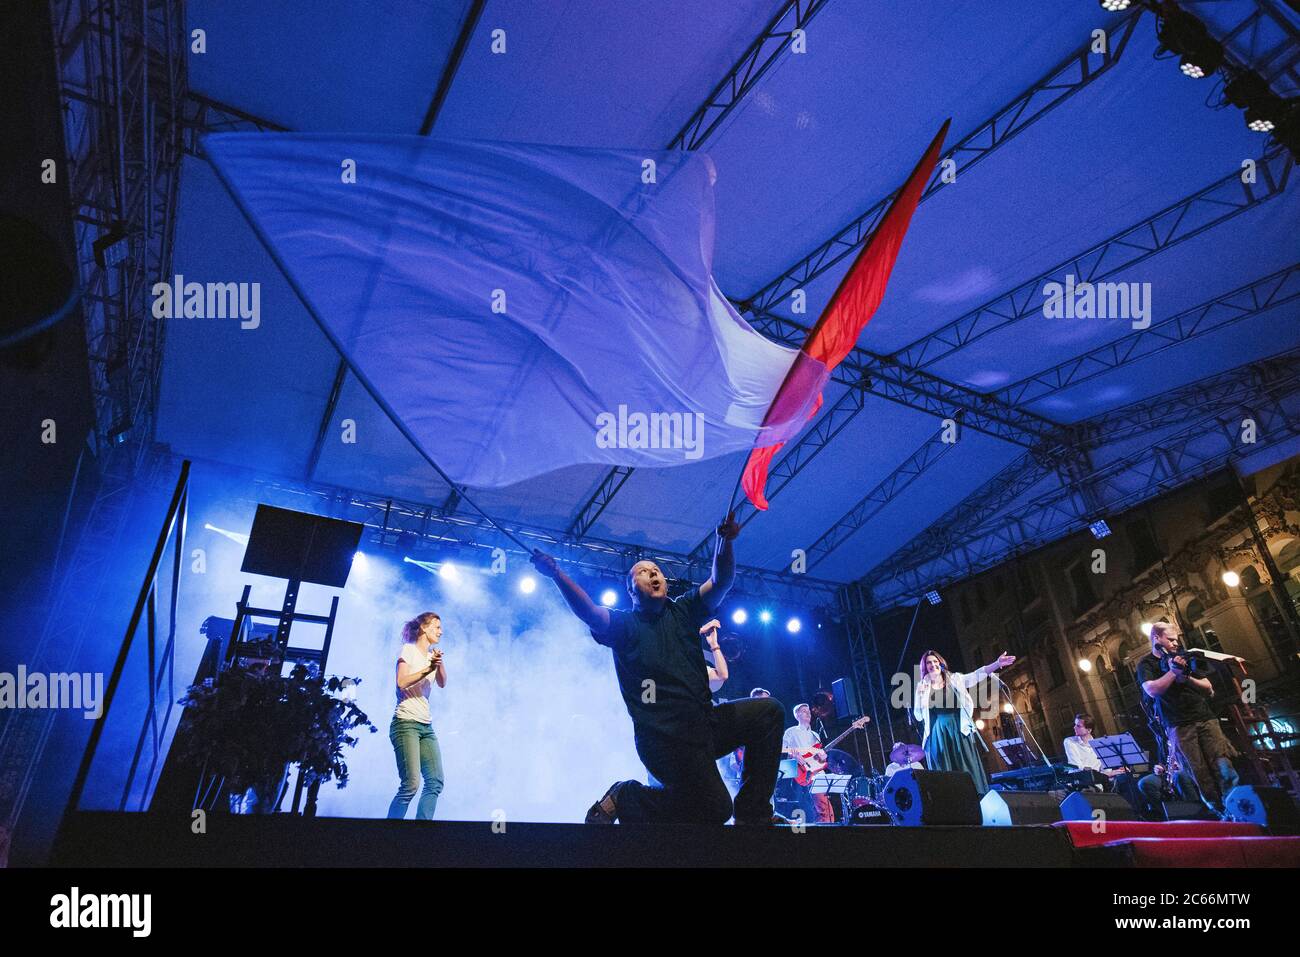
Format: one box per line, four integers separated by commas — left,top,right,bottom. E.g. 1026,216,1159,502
178,662,377,793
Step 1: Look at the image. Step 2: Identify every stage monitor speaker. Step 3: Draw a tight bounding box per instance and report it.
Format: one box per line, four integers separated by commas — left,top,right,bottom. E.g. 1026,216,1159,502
1161,800,1217,822
1059,791,1140,823
981,788,1061,826
1223,785,1300,831
882,769,981,826
830,677,858,719
241,504,364,587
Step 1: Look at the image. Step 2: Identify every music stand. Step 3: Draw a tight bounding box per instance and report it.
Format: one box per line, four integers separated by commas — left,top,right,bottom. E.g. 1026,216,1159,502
993,736,1038,769
810,773,852,796
1090,733,1148,773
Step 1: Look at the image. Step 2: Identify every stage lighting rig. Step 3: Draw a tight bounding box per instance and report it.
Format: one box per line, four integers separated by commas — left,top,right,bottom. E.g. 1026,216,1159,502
1155,4,1224,79
1222,69,1286,133
1088,519,1112,540
924,590,942,606
1098,0,1131,11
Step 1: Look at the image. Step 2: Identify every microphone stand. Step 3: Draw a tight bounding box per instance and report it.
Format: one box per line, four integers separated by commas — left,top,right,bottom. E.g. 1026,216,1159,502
995,675,1052,771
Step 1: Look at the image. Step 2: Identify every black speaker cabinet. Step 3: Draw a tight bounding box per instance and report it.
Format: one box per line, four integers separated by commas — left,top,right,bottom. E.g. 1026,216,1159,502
1059,790,1140,823
1161,800,1217,822
1223,785,1300,831
981,788,1062,826
882,769,981,826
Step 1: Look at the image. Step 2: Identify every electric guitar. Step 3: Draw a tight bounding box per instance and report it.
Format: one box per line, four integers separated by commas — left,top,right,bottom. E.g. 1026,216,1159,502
787,716,870,786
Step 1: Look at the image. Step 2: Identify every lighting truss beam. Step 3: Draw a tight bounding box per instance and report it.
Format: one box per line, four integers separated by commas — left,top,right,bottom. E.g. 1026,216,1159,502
670,14,1150,554
566,466,636,539
991,262,1300,407
181,92,287,155
751,313,1064,445
247,478,843,608
837,583,896,756
865,384,1300,608
55,0,186,465
667,0,832,151
889,148,1294,370
1085,347,1300,444
863,351,1300,601
739,9,1141,318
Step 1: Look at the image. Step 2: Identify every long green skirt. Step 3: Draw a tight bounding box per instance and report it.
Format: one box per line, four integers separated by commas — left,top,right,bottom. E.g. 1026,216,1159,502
925,707,991,795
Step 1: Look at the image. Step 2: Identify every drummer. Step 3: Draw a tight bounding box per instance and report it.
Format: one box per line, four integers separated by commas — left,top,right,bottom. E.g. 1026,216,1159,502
884,742,925,779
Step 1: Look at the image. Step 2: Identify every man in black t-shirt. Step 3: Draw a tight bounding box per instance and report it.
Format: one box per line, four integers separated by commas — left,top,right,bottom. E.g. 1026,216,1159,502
1136,622,1239,809
531,511,785,825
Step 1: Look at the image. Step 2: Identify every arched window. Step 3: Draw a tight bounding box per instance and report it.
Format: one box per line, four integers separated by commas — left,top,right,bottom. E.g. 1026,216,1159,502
1240,565,1263,596
1276,540,1300,577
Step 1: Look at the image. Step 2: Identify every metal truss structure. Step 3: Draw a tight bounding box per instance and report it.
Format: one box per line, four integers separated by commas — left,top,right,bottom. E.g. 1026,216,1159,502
738,9,1142,319
668,0,832,151
838,583,897,757
243,475,844,609
889,147,1293,371
864,366,1300,608
40,1,1300,702
56,0,185,465
1,0,189,835
581,9,1148,544
991,262,1300,407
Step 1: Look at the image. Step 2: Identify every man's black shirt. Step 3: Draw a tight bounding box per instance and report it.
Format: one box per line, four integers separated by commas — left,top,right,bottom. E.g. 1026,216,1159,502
595,586,712,743
1136,652,1214,728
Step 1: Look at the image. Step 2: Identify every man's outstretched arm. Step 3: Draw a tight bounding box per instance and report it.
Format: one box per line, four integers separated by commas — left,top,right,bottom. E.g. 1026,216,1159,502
699,511,739,612
532,550,611,635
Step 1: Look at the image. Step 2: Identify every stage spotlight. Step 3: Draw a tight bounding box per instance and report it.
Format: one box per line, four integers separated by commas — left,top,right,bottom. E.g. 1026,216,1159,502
731,608,748,625
1098,0,1130,10
600,588,618,607
924,590,942,606
1078,658,1092,673
1223,70,1284,133
1247,111,1277,133
1088,520,1111,539
439,561,460,582
759,609,772,624
519,575,537,595
786,617,802,634
1157,7,1223,80
1222,570,1241,588
352,551,368,570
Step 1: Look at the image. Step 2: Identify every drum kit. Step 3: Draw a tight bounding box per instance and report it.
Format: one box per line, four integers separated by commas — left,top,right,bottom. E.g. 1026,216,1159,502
845,742,925,816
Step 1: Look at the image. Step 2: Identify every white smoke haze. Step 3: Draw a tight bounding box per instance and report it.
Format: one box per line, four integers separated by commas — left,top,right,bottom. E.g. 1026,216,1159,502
169,492,647,823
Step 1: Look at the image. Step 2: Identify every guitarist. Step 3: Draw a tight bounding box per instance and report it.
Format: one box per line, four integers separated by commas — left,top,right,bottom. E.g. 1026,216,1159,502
783,703,835,823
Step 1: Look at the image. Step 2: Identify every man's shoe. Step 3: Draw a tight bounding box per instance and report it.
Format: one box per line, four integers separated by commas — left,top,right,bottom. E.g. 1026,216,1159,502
585,781,625,824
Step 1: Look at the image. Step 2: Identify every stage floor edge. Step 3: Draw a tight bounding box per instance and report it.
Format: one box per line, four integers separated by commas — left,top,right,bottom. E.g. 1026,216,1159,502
49,811,1086,867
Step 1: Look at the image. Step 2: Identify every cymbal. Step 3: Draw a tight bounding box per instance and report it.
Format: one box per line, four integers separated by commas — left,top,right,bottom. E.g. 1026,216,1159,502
890,742,925,764
824,748,863,777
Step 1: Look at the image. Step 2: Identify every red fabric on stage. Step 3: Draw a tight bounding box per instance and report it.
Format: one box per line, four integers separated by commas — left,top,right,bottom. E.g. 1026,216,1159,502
741,120,951,510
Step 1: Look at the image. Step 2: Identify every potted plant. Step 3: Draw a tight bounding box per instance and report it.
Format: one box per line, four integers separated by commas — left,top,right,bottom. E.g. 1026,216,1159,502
177,658,376,813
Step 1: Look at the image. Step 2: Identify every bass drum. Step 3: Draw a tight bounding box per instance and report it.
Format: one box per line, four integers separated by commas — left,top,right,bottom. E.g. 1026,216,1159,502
846,774,886,808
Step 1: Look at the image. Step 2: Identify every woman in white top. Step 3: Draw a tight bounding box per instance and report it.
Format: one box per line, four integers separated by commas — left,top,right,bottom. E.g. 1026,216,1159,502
912,648,1014,795
387,611,448,820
